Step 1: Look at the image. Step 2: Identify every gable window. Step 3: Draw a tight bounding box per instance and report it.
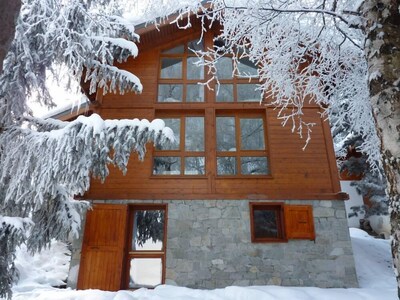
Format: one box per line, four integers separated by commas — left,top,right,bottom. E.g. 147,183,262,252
158,39,205,102
126,205,167,289
154,38,270,180
214,50,261,103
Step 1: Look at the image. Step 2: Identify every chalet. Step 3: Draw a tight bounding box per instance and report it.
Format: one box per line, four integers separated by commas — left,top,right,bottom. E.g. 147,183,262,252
67,12,359,291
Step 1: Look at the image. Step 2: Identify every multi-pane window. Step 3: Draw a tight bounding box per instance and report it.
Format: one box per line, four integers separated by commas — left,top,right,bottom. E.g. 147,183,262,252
158,40,205,102
155,39,269,178
216,115,268,175
215,54,261,102
127,205,167,288
153,116,205,175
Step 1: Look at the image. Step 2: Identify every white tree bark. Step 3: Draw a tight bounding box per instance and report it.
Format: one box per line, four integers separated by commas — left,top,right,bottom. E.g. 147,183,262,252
362,0,400,296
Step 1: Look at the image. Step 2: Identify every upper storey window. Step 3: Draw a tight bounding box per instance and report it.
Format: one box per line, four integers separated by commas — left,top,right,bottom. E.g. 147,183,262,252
154,38,269,178
216,115,268,175
214,42,261,103
158,40,205,102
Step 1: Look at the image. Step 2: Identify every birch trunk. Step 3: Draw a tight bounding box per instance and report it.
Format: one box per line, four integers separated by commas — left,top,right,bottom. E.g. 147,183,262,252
362,0,400,296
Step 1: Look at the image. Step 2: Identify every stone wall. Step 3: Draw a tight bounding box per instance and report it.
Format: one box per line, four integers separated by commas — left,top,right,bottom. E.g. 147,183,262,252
68,199,358,289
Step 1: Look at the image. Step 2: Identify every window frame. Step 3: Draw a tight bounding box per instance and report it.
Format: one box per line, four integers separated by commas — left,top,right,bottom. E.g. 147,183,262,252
152,111,207,177
124,204,168,289
214,54,261,103
154,35,271,180
157,39,205,103
215,110,269,177
249,202,287,243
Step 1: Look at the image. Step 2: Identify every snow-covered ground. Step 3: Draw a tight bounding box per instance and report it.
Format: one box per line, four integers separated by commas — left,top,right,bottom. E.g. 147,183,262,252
10,228,397,300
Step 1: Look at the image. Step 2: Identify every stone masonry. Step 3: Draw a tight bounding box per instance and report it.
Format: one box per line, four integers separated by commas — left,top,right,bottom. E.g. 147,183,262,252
68,199,358,289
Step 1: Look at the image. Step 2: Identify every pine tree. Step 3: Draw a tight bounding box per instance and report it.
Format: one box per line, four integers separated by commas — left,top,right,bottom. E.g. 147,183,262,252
0,1,173,298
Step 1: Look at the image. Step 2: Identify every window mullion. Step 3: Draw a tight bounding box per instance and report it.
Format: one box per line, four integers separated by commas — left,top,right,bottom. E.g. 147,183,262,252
235,116,241,175
181,116,186,174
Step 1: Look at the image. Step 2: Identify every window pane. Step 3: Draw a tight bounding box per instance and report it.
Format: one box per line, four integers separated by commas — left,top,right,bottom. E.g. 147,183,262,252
132,210,165,251
186,84,204,102
158,84,183,102
185,157,205,175
185,117,204,151
253,208,279,239
156,118,180,150
187,57,204,80
216,117,236,151
215,57,233,79
216,84,233,102
188,39,204,52
129,258,162,288
237,57,258,76
237,84,262,102
162,44,184,54
240,118,265,150
153,157,181,175
241,157,268,175
213,38,226,54
160,58,182,78
217,157,236,175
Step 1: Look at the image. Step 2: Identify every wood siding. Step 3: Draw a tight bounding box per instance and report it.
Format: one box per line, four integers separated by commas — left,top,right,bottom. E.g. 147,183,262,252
84,26,341,201
77,204,128,290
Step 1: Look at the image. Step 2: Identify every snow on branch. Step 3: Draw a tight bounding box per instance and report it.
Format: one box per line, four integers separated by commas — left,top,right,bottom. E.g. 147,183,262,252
0,114,173,252
85,60,143,95
153,0,381,167
0,0,143,125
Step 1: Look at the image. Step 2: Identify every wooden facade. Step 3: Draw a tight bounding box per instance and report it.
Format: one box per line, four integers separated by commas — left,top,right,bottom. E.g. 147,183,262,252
82,22,341,202
75,17,351,291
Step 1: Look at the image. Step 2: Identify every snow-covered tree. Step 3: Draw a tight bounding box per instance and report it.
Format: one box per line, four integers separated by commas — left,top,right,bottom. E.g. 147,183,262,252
1,0,400,297
140,0,400,292
331,100,388,219
0,1,173,298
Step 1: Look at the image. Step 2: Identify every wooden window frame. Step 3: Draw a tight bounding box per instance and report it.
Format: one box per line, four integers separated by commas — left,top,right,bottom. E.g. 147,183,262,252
152,111,206,177
158,39,205,103
216,110,269,177
124,204,168,289
250,203,316,243
213,51,260,103
249,202,287,243
154,35,271,181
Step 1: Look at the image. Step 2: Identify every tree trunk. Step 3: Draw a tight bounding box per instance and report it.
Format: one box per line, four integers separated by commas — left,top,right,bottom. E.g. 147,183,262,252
363,0,400,297
0,0,21,71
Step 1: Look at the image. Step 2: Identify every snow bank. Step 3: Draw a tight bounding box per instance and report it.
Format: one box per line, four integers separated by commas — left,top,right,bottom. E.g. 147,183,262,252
13,240,71,293
10,229,397,300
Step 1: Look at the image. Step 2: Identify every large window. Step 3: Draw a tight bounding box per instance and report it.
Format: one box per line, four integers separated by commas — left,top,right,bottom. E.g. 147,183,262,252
154,38,269,179
158,40,205,102
126,205,167,289
216,114,268,175
214,56,262,102
153,115,205,175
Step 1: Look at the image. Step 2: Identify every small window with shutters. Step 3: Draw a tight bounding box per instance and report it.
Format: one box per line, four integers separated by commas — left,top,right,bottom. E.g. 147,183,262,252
250,203,315,243
249,202,286,242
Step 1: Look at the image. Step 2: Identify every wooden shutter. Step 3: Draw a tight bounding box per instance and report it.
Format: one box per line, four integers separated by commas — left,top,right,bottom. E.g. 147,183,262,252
284,205,315,240
77,204,128,290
